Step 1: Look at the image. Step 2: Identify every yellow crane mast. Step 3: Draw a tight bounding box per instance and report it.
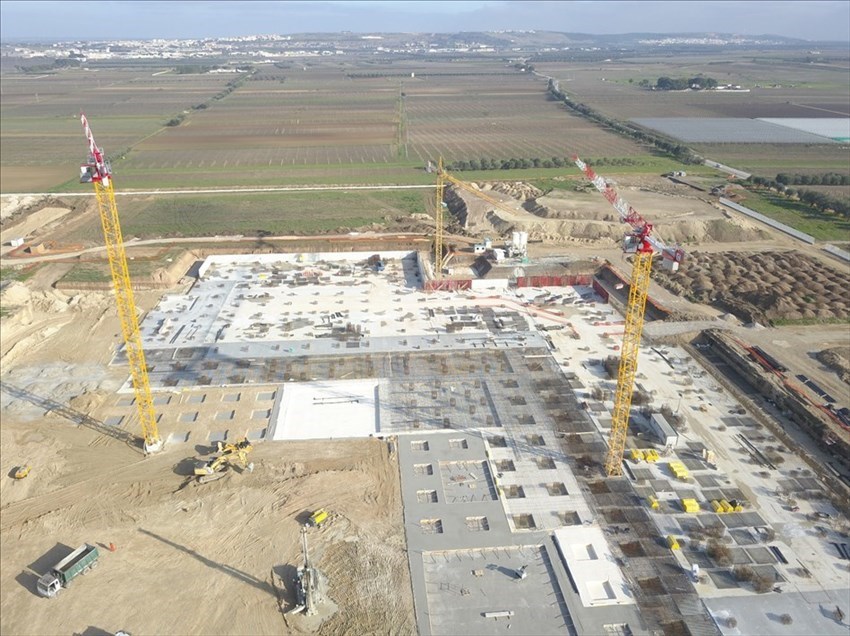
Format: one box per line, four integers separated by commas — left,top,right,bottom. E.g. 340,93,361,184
433,158,530,276
433,157,447,278
573,156,684,476
80,114,163,453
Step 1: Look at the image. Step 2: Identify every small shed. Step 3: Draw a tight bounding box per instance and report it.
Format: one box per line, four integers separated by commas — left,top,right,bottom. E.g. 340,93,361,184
648,413,679,448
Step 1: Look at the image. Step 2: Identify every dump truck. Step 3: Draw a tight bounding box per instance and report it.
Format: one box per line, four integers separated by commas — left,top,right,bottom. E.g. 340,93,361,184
37,543,99,598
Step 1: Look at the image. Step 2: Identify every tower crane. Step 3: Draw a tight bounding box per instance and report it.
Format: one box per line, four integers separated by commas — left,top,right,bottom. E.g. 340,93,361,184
79,114,163,453
573,155,684,476
433,157,448,278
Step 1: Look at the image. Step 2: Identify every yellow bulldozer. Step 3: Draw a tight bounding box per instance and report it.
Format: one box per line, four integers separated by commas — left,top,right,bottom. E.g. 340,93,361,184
194,438,254,484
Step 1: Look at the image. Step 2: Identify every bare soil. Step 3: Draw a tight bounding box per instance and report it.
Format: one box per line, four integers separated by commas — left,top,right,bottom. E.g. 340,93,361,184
447,176,772,248
0,271,412,636
816,347,850,386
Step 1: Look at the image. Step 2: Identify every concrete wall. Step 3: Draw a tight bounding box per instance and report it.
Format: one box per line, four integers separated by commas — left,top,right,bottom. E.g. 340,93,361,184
720,197,815,244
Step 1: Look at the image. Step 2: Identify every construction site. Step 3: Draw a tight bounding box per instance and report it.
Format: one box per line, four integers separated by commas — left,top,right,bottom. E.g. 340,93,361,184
1,119,849,636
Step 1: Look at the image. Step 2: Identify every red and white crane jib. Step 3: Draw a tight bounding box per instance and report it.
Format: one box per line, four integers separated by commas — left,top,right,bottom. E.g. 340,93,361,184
573,155,684,263
80,113,111,186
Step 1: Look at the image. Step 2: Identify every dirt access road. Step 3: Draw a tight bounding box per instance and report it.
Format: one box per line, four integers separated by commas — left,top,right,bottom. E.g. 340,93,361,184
0,428,411,636
0,281,412,636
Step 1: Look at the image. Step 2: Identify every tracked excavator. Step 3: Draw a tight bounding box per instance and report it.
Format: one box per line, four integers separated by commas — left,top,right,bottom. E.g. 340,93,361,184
194,438,254,484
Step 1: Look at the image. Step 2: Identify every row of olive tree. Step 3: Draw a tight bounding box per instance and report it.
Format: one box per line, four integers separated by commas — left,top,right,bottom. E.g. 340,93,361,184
776,172,849,186
546,79,704,165
747,176,850,218
444,157,643,172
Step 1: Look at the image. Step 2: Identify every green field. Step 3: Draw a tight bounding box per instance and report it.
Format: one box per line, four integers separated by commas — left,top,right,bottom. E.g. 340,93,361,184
60,188,435,241
738,190,850,242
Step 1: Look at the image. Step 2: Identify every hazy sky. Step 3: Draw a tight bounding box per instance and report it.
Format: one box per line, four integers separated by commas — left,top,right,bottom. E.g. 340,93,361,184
2,1,848,42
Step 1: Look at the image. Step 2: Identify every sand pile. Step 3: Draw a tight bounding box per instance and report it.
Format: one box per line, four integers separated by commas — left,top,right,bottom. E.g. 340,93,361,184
0,195,43,223
483,181,543,200
816,347,850,385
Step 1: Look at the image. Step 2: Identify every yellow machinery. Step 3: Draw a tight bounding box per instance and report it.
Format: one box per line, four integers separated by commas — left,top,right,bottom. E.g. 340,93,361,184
306,509,329,528
194,438,253,484
667,535,681,550
79,114,162,453
13,464,31,479
433,157,448,278
573,156,684,476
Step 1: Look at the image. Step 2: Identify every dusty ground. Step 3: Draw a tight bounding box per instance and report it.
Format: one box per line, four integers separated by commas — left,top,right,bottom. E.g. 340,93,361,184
0,264,412,636
0,179,845,636
448,175,773,249
817,347,850,386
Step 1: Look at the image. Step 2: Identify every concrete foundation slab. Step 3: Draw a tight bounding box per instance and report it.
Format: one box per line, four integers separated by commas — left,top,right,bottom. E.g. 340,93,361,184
422,545,575,636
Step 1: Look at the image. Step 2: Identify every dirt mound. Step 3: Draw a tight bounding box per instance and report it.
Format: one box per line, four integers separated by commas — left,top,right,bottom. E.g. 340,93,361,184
816,347,850,386
483,181,543,200
1,281,31,306
653,250,850,324
0,195,44,223
447,181,771,247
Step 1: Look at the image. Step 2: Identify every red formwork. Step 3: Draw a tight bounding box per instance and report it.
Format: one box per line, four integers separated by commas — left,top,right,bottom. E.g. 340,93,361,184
515,275,593,287
424,279,472,292
592,278,610,302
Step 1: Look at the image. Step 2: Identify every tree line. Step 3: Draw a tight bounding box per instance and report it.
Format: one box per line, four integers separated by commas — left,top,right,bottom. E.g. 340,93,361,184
776,173,849,186
166,71,255,127
444,157,643,171
746,176,850,219
546,79,704,165
638,76,719,90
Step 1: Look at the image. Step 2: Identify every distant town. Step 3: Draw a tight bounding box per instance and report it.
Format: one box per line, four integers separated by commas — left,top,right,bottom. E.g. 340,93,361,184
0,31,826,64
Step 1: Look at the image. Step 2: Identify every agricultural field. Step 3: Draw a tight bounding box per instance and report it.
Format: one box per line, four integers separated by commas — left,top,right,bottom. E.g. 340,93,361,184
0,69,234,191
2,59,654,193
399,68,643,163
536,51,850,178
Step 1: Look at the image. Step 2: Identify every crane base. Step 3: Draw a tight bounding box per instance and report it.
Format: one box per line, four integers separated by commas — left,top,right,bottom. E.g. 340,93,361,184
144,439,164,454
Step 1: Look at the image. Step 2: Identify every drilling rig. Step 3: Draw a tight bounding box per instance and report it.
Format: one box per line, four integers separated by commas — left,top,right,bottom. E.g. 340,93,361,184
79,114,163,453
573,155,684,476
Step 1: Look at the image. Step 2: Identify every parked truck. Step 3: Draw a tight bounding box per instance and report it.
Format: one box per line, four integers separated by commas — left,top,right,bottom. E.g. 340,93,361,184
37,544,99,598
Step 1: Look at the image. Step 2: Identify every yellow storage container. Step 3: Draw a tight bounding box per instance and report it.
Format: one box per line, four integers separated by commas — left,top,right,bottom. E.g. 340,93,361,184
644,449,659,463
720,500,734,514
667,535,680,550
630,449,645,462
681,498,700,513
711,500,724,513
